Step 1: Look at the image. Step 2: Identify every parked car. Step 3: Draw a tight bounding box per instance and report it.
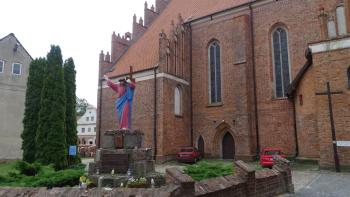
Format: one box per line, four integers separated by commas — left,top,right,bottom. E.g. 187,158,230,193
260,148,286,168
176,147,201,163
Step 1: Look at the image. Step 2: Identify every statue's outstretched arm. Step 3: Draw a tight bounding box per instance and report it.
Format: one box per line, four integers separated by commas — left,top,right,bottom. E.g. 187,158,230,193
106,79,119,93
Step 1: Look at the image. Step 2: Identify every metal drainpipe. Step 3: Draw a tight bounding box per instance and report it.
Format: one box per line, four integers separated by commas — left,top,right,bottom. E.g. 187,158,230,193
249,3,261,156
153,67,158,160
292,97,299,158
189,24,194,147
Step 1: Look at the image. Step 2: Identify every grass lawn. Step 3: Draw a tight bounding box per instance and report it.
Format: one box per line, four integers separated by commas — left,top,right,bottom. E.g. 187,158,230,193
0,161,85,187
184,160,234,181
0,161,18,176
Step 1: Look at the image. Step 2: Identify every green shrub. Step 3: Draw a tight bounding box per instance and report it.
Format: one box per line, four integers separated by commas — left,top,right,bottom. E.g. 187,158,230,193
0,161,84,188
15,161,42,176
184,161,233,181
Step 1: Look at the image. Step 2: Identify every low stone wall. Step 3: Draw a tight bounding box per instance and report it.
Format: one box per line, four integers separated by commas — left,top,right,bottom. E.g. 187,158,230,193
0,157,293,197
193,156,293,197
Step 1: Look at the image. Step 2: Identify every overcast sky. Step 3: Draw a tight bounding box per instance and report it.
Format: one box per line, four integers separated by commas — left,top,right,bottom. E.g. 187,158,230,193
0,0,150,106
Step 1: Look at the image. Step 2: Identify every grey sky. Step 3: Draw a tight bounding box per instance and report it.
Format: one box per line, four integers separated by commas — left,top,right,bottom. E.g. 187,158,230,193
0,0,151,106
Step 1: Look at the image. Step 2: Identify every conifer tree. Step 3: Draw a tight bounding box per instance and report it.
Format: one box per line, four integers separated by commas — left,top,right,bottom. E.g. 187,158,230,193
64,58,80,164
21,58,46,163
36,45,67,170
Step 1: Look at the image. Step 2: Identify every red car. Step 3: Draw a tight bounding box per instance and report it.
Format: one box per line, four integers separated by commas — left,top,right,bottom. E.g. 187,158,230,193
177,147,201,163
260,148,286,168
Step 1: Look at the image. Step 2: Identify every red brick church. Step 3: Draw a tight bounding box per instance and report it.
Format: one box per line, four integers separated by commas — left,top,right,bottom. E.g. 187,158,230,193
97,0,350,168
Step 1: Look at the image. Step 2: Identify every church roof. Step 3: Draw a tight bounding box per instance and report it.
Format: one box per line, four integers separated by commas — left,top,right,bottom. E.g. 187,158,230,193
107,0,250,77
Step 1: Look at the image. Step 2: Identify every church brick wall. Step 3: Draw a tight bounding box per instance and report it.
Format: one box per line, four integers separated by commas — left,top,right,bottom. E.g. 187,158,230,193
191,13,256,159
253,0,326,156
294,66,320,159
159,78,191,160
313,48,350,168
97,0,350,165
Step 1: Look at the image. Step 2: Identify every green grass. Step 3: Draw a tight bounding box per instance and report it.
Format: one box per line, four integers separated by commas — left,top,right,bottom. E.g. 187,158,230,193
184,160,233,181
0,161,18,176
0,161,85,187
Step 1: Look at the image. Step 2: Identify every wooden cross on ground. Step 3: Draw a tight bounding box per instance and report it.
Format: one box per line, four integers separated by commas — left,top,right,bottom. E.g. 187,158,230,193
315,82,343,172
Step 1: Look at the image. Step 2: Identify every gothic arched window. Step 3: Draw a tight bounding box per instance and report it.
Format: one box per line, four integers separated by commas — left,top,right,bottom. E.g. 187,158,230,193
174,86,182,115
272,27,291,98
208,42,222,103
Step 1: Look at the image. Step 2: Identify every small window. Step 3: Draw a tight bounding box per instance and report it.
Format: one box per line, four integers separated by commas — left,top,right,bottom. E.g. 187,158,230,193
89,141,93,145
174,86,182,115
81,128,85,133
88,128,91,132
86,117,89,121
12,63,22,75
0,60,4,73
94,127,96,132
91,116,94,121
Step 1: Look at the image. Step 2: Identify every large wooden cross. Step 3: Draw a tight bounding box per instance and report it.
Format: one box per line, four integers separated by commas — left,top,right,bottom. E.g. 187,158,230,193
315,82,343,172
129,66,134,81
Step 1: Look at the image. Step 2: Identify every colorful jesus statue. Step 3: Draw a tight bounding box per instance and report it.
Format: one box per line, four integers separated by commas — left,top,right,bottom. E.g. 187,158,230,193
104,75,136,129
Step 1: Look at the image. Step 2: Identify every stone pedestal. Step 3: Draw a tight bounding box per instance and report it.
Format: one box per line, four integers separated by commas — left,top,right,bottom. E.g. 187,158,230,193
89,129,156,187
102,129,143,149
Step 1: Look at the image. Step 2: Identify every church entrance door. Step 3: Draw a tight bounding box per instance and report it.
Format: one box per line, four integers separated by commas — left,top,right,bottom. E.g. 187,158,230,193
198,136,204,158
222,132,235,159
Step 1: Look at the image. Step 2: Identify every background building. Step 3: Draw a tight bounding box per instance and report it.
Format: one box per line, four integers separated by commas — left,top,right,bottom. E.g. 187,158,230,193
77,105,97,157
0,33,33,160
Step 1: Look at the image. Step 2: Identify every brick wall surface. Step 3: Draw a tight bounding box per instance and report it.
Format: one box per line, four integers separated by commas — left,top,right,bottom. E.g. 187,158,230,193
97,0,350,165
313,48,350,168
191,13,256,160
0,159,293,197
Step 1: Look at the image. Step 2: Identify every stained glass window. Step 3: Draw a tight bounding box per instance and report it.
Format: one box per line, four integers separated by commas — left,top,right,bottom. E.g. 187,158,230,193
272,27,291,98
209,42,222,103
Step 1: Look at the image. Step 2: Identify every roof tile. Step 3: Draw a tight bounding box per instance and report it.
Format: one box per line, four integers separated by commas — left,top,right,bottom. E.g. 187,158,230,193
108,0,250,77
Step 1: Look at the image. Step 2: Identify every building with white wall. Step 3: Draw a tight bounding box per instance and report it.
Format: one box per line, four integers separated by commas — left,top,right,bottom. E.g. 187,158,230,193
77,105,97,146
0,33,32,160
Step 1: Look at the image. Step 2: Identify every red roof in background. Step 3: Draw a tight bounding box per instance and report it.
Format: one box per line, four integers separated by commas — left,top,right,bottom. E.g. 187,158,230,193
107,0,250,77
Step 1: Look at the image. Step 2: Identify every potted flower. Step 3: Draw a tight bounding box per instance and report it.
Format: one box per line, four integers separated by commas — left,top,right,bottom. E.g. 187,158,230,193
79,176,93,189
127,177,147,188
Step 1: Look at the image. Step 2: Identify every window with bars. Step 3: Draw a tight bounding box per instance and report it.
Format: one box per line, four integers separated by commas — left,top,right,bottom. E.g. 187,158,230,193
208,42,222,103
272,27,291,98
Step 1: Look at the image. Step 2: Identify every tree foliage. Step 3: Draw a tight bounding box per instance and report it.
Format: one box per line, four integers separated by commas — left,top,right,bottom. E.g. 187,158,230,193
35,45,67,170
64,58,80,164
76,97,89,117
21,58,46,163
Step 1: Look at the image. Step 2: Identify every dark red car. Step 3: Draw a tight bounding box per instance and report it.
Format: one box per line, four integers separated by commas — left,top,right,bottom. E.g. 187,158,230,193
176,147,201,163
260,148,286,167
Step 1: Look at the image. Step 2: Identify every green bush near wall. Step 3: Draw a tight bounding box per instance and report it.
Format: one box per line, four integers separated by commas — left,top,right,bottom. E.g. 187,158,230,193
0,161,84,188
184,160,233,181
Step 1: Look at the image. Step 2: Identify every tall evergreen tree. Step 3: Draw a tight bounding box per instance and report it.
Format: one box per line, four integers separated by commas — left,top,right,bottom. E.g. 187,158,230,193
64,58,79,164
21,58,46,163
36,45,67,170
